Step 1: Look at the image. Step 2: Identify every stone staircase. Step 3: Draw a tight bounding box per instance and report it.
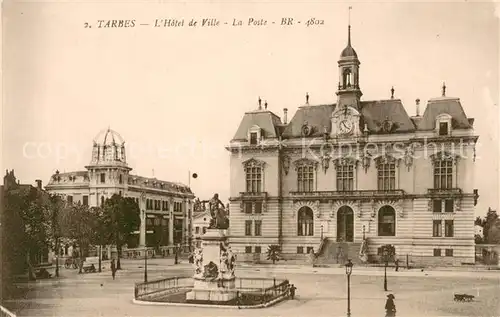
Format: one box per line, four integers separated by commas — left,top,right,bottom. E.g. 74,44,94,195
315,238,362,265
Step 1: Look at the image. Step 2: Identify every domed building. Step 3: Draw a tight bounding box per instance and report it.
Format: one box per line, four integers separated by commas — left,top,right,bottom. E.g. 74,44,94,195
226,24,479,266
45,128,195,256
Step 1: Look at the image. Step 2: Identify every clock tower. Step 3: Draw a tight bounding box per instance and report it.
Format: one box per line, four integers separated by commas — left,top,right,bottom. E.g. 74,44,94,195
331,23,363,138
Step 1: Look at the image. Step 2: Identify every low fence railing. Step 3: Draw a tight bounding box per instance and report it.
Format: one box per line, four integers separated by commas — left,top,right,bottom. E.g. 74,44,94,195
134,276,290,306
0,305,16,317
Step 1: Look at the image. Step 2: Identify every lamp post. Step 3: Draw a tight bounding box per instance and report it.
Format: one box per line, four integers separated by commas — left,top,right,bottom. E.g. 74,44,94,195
144,246,148,283
174,244,179,265
345,259,353,317
383,248,388,291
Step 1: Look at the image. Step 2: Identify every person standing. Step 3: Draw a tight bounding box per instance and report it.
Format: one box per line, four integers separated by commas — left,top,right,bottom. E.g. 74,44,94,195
111,259,116,280
385,294,396,317
289,284,297,299
395,259,399,272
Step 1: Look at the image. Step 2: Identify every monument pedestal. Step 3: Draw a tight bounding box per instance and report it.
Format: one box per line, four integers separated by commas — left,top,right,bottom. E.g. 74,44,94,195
186,229,237,302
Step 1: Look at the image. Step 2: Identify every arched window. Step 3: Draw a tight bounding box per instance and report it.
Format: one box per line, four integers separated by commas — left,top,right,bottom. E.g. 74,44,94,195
297,207,314,236
342,68,352,88
378,206,396,236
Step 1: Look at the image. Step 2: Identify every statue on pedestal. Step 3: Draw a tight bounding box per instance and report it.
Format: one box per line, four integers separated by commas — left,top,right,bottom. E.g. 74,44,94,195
201,193,229,229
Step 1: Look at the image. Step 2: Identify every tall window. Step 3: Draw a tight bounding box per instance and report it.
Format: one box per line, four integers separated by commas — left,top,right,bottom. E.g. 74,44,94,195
254,202,262,214
245,220,252,236
445,220,454,237
445,200,454,213
246,166,262,193
433,200,442,213
377,163,396,190
244,202,253,214
101,196,105,206
297,165,314,192
100,173,105,183
82,195,89,206
67,195,73,204
433,220,442,237
378,206,396,236
119,174,123,184
297,207,314,236
254,220,262,236
336,165,354,191
434,159,453,189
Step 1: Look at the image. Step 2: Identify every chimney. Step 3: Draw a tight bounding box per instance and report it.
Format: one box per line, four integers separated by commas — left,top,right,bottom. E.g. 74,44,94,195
36,179,42,189
415,98,421,116
283,108,288,124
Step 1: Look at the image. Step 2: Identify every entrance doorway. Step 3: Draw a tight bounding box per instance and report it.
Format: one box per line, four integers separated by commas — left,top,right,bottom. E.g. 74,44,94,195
337,206,354,242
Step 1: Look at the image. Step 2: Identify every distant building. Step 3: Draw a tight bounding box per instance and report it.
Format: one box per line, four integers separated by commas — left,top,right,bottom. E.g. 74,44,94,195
226,24,479,265
192,210,211,248
45,128,195,253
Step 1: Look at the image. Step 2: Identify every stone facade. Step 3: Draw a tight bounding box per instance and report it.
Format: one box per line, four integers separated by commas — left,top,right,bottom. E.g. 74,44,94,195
226,27,479,265
45,128,195,252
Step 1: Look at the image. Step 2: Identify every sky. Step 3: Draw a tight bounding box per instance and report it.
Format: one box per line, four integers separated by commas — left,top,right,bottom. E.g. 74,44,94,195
2,1,499,216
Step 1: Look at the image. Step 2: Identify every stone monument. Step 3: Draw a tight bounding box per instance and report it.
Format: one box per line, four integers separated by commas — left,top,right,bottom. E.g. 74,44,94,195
186,194,236,302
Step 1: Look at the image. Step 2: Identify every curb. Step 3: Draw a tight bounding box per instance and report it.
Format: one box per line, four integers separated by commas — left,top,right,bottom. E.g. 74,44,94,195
132,293,288,309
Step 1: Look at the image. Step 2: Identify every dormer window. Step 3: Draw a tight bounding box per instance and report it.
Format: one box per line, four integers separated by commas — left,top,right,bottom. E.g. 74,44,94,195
250,133,258,145
248,125,262,145
436,113,452,136
439,122,448,136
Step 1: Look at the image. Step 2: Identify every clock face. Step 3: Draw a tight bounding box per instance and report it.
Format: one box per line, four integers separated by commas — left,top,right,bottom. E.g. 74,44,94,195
339,120,353,134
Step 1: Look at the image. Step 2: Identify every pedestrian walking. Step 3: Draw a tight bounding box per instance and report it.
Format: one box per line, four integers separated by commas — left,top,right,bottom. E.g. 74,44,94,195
385,294,396,317
289,284,297,299
111,259,116,280
394,259,399,272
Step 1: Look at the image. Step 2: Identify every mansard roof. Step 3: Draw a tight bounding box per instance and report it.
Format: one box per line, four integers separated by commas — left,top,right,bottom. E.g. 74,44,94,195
231,97,474,140
282,104,334,138
232,110,283,141
418,97,472,130
361,99,416,133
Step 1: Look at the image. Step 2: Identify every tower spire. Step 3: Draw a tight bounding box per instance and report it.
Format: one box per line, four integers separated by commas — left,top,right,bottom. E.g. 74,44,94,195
348,6,352,46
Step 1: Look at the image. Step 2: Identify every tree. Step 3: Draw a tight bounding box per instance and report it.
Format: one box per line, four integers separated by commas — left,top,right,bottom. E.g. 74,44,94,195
474,234,484,244
266,245,281,264
59,203,101,273
483,209,499,244
46,194,66,277
102,195,140,270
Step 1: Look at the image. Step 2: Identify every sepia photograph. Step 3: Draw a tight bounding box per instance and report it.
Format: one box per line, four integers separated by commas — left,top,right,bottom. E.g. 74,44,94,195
1,1,499,316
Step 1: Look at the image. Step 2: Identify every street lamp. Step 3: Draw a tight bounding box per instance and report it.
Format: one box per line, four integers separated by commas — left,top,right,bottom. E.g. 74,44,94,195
383,249,389,291
345,259,353,317
144,246,148,283
174,244,179,265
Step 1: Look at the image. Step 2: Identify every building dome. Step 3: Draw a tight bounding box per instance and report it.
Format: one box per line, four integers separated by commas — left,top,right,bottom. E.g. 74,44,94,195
340,25,358,59
88,128,128,166
340,45,358,58
93,128,125,146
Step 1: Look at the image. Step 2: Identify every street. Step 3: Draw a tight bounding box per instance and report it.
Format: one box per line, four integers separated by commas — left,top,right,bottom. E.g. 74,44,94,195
3,258,499,317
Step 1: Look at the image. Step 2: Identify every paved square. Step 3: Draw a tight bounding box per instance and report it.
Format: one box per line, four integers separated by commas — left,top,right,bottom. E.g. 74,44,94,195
3,259,499,317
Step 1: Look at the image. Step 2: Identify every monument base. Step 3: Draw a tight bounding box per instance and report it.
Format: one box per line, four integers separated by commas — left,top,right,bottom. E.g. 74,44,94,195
186,278,237,302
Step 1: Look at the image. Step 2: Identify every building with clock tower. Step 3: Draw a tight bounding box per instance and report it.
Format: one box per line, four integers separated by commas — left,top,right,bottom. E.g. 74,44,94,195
226,23,479,266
